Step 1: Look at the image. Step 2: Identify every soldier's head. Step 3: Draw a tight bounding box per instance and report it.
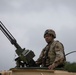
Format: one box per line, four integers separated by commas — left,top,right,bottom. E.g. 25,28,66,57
44,29,56,43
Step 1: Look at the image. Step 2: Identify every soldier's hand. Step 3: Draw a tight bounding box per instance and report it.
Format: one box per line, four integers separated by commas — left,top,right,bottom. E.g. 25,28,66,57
48,63,56,70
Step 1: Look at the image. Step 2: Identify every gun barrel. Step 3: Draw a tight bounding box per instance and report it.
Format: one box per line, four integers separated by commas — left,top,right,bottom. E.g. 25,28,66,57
0,21,22,49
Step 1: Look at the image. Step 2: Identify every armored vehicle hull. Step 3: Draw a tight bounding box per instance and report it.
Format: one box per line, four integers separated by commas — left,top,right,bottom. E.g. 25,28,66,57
0,68,76,75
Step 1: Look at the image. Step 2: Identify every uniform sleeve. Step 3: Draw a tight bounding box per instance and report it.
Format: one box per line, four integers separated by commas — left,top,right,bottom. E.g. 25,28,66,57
36,48,44,65
53,41,65,66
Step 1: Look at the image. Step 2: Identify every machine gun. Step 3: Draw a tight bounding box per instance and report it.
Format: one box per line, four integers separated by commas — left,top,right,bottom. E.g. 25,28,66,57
0,21,37,67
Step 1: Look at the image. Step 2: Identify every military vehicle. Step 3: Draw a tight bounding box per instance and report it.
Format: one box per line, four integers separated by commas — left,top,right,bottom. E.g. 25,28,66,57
0,21,76,75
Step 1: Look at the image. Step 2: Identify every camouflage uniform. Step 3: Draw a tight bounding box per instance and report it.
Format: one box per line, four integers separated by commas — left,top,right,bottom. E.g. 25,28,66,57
36,40,65,67
36,29,66,68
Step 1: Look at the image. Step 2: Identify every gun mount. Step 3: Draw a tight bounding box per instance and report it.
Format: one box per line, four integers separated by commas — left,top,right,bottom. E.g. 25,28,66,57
0,21,37,67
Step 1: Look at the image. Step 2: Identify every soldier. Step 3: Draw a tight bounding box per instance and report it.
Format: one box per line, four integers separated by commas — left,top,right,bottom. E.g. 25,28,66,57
36,29,66,69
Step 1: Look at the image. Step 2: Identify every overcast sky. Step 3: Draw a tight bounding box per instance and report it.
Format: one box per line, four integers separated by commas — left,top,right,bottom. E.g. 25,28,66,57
0,0,76,71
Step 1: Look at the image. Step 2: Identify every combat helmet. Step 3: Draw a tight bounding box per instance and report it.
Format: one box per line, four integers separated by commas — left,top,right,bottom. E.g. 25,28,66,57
44,29,56,38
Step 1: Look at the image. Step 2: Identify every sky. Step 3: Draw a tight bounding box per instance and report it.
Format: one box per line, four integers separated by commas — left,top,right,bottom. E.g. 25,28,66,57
0,0,76,71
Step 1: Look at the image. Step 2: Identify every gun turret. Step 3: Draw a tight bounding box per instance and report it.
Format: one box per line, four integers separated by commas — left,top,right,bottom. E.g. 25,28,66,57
0,21,37,67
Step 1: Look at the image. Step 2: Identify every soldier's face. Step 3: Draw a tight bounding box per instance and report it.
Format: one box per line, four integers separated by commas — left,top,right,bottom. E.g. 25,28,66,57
44,34,53,43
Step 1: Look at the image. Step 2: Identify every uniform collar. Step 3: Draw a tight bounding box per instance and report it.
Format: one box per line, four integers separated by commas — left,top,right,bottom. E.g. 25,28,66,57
47,40,54,45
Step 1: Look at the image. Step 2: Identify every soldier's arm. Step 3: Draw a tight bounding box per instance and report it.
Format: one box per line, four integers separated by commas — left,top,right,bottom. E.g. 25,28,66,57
36,49,44,65
53,41,65,67
48,42,65,69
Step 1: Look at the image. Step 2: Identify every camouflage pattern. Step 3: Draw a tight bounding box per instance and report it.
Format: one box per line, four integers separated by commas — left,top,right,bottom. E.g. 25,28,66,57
44,29,56,38
36,40,66,67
